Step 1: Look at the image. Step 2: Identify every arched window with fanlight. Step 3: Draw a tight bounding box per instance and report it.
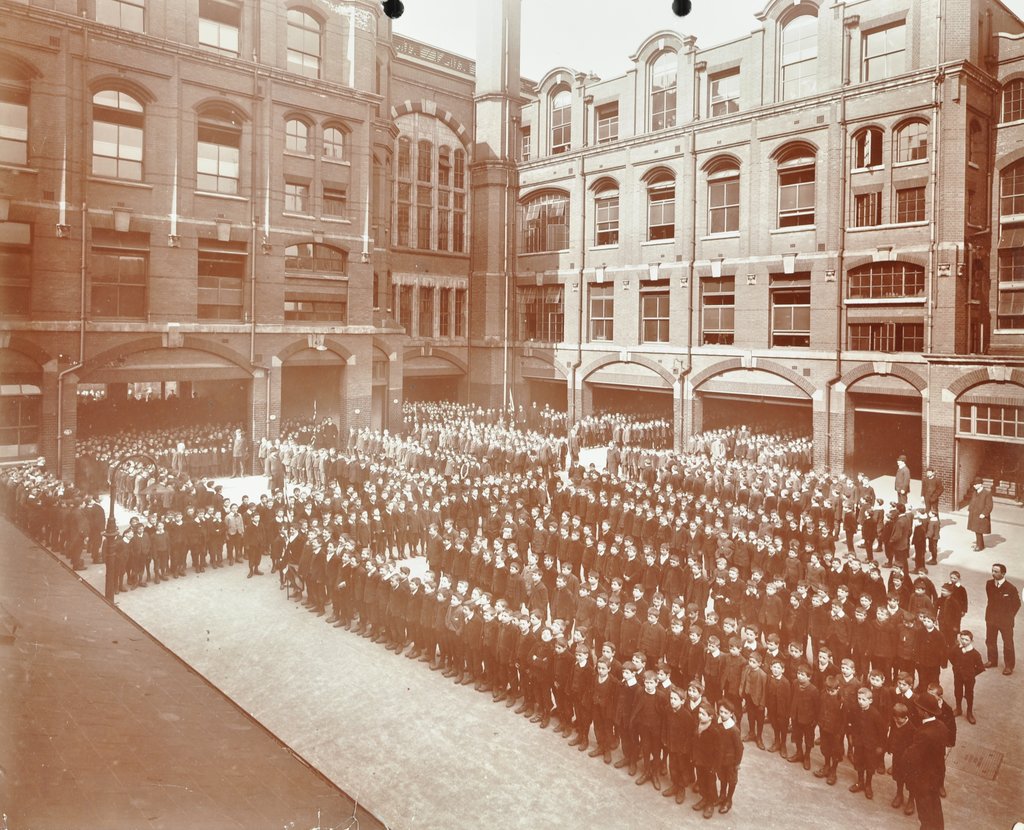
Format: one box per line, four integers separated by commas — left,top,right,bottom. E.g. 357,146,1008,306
780,11,818,100
776,144,816,228
284,241,347,276
1001,79,1024,124
284,117,310,154
197,102,243,194
453,149,466,252
894,121,928,164
550,87,571,154
646,170,676,241
520,191,569,253
92,90,144,181
323,124,347,161
852,126,883,169
706,159,739,235
593,180,619,246
650,52,677,131
286,9,322,79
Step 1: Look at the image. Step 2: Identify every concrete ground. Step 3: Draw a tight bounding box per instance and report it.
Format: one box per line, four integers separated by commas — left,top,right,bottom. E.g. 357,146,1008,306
0,519,384,830
62,465,1024,830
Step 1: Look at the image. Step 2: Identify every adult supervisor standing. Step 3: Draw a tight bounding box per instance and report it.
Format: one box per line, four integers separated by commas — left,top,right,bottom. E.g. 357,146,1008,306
231,428,249,478
967,477,993,551
904,693,949,830
986,563,1021,676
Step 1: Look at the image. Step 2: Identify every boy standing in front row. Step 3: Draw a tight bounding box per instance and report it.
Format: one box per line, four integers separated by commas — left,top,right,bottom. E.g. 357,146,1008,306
950,629,985,724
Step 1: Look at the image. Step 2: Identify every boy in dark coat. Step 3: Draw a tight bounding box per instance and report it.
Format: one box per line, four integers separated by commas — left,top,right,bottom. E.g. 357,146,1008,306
949,629,984,724
662,685,694,804
848,687,886,799
714,698,743,814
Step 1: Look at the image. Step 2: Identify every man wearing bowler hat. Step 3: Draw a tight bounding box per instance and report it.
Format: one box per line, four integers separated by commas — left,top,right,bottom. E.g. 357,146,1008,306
903,693,949,830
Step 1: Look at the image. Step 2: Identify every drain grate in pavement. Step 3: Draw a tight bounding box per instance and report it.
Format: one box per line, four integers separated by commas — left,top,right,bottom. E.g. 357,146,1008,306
948,743,1003,780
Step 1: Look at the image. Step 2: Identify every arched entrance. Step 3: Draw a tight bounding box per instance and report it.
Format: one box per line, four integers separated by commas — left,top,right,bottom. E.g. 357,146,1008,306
519,354,567,412
845,372,923,480
280,348,345,426
694,367,812,435
403,351,466,403
584,361,673,421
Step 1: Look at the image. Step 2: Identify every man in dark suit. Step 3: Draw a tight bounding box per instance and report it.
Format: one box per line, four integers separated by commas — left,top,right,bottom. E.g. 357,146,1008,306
894,456,912,506
904,694,949,830
985,563,1021,676
967,478,993,551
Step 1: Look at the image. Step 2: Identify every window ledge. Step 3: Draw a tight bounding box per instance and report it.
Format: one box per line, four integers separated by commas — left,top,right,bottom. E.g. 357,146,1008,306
590,243,620,250
88,176,153,190
701,232,740,241
0,163,38,175
283,151,315,160
992,328,1024,334
999,118,1024,128
641,238,675,246
892,159,928,169
968,162,981,170
846,220,929,232
321,216,352,224
194,190,248,202
998,281,1024,290
770,225,815,235
852,165,885,174
282,211,315,220
285,273,349,283
322,158,351,167
845,297,926,305
520,250,571,255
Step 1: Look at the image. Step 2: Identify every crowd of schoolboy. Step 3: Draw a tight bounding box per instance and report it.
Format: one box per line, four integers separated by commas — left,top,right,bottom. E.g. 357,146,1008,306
0,404,977,826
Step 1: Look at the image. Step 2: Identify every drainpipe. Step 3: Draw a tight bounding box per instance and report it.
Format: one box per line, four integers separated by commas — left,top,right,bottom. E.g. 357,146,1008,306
568,77,589,431
679,125,697,449
56,200,87,479
825,17,856,472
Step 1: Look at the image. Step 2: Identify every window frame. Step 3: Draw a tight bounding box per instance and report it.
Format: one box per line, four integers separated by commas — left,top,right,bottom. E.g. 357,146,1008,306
284,118,311,155
700,276,735,345
707,162,740,235
1000,162,1024,218
646,174,676,241
198,0,241,55
639,284,671,344
780,12,818,101
286,9,322,80
847,262,925,300
196,108,242,195
520,192,570,254
0,221,31,317
852,126,883,170
776,148,816,228
0,79,30,167
96,0,145,33
518,285,565,342
862,21,907,82
284,242,347,276
197,239,245,321
853,191,882,228
894,121,929,165
589,282,614,342
550,88,572,155
847,321,924,352
650,52,678,132
894,186,926,224
596,102,619,144
769,276,811,347
92,90,145,182
709,69,740,117
90,233,149,320
1002,79,1024,124
284,180,310,214
594,186,620,246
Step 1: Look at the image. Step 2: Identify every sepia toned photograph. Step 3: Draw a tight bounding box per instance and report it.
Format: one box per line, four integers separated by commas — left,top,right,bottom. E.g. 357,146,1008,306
1,0,1023,827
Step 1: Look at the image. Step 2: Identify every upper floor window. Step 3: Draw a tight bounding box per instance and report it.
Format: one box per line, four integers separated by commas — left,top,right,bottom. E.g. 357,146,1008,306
197,238,245,321
520,192,569,253
640,280,671,344
518,285,564,342
646,172,675,241
863,22,906,82
285,118,310,154
197,104,242,195
417,139,432,183
285,242,346,275
776,145,816,228
551,88,571,154
852,127,883,169
323,125,346,161
92,90,144,181
650,52,677,131
596,102,619,144
709,70,740,117
968,120,984,166
96,0,145,33
594,183,619,246
397,136,411,179
895,186,926,223
769,273,810,347
0,221,31,317
287,9,322,79
454,149,466,190
90,229,148,319
701,276,735,345
198,0,240,55
284,180,309,214
521,126,531,161
781,13,817,100
437,146,452,188
589,283,614,342
707,160,739,234
894,121,928,163
0,73,29,167
847,262,925,299
1002,79,1024,124
1000,161,1024,217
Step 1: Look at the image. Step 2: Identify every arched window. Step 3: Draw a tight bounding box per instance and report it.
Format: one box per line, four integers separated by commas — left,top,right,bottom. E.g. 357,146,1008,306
646,171,675,241
1003,79,1024,124
776,145,816,227
781,12,818,100
0,68,30,166
520,191,569,253
707,160,740,234
92,90,144,181
594,180,619,246
284,242,346,274
397,136,411,179
437,146,451,249
1000,160,1024,218
197,103,243,194
650,52,677,131
894,121,928,163
852,126,883,169
847,261,925,299
323,124,346,160
550,88,571,154
284,118,309,154
286,9,321,79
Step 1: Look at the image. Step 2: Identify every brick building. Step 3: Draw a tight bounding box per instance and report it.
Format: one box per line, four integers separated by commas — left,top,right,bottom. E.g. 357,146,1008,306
1,0,1023,507
508,0,1024,507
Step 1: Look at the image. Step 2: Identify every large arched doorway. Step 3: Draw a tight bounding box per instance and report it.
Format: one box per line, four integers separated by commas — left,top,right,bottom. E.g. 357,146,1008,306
584,361,673,421
695,368,812,435
280,348,344,426
403,353,465,402
846,374,922,480
519,355,568,412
